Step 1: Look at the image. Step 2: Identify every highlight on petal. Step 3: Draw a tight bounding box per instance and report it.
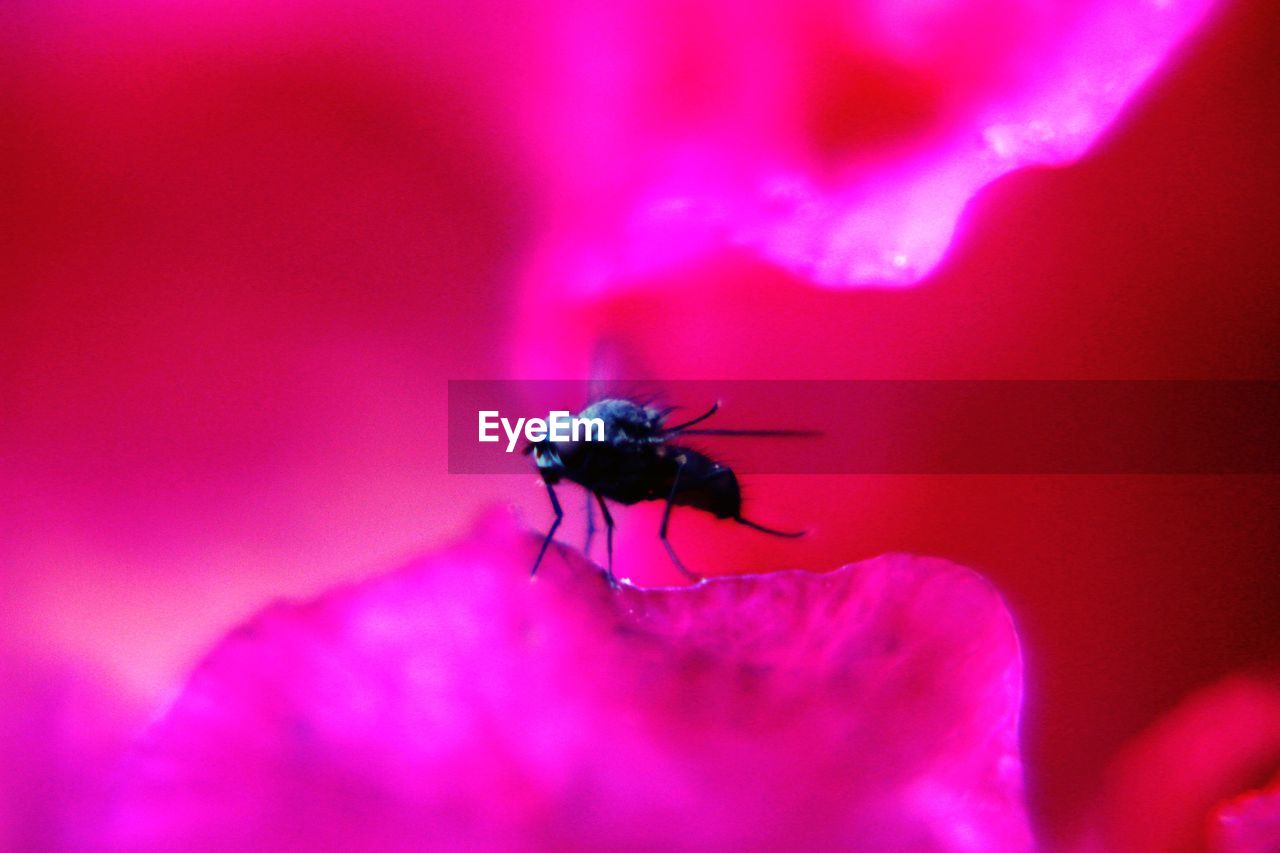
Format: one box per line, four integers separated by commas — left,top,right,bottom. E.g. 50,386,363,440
520,0,1218,292
108,514,1030,850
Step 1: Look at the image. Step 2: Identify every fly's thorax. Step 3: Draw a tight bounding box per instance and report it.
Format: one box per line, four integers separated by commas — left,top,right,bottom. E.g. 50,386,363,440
577,398,667,448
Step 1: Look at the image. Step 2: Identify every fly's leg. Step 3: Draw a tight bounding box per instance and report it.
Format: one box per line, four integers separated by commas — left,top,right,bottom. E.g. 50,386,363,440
660,461,702,582
583,490,596,557
531,482,563,577
595,493,618,588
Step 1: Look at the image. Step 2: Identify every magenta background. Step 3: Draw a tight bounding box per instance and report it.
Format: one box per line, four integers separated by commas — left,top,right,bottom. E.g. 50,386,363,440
3,0,1279,845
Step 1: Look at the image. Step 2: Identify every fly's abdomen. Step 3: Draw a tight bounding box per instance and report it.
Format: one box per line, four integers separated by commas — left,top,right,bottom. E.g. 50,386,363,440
669,448,742,519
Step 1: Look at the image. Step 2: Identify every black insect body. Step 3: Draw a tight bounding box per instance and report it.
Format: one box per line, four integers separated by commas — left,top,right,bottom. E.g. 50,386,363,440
524,399,806,587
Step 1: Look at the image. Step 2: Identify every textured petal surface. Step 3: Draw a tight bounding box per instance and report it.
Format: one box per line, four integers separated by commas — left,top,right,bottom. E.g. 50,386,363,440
110,515,1029,850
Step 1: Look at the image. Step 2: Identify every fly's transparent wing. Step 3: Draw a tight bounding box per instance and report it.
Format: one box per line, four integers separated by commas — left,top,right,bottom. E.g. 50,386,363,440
585,337,667,413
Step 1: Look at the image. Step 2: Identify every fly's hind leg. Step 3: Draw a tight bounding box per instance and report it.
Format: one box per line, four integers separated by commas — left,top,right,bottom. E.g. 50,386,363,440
531,482,563,577
594,493,618,588
659,461,702,582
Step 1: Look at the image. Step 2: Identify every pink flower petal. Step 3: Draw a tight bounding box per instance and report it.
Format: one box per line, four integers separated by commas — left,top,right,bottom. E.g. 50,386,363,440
0,653,138,850
519,0,1218,293
109,514,1029,849
1078,676,1280,853
1212,777,1280,853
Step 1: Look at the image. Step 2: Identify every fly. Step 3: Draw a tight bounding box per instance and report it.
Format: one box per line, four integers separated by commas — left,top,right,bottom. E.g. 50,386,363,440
524,398,812,587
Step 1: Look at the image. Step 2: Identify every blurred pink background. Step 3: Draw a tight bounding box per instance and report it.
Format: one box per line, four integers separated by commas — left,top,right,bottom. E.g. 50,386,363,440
3,0,1279,847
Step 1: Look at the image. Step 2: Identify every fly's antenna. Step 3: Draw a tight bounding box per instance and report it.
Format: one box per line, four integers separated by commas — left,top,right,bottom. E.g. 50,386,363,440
677,428,821,438
665,401,720,432
665,401,821,439
734,515,806,538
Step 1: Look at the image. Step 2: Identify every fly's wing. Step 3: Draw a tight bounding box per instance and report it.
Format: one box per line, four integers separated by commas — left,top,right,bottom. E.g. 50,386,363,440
541,339,670,488
585,337,670,423
586,337,630,406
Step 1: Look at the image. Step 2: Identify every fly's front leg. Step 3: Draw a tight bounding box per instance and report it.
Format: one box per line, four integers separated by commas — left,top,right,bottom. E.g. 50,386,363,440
660,460,701,582
595,493,618,588
531,482,563,577
583,490,596,557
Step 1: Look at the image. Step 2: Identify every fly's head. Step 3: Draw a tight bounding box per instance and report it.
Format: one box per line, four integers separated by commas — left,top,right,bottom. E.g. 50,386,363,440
522,439,561,474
